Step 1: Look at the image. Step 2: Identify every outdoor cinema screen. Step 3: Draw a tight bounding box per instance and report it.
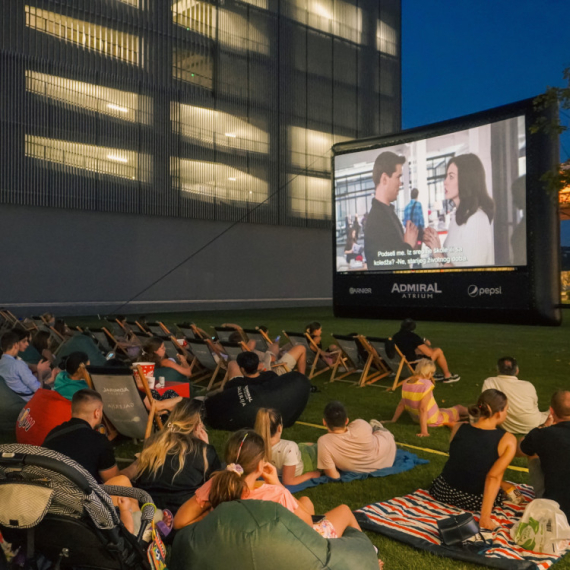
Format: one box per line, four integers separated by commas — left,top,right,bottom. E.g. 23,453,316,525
334,115,527,274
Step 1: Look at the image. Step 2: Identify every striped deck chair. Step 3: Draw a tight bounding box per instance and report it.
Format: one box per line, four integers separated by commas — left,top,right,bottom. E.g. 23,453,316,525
329,334,366,385
367,336,418,391
186,338,227,391
282,331,340,379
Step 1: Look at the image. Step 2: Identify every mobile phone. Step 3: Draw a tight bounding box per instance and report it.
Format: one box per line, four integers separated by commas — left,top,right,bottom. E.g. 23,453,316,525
274,336,281,342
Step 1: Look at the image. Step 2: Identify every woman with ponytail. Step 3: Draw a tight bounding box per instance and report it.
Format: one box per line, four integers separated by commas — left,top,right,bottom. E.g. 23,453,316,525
174,429,363,541
134,399,221,514
254,408,321,486
430,389,517,529
53,352,90,400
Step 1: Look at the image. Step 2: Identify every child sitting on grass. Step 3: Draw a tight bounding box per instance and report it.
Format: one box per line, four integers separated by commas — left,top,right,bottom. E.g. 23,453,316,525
254,408,321,486
386,359,468,437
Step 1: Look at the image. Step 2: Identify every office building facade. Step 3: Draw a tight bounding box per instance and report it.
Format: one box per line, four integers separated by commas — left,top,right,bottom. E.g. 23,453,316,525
0,0,401,313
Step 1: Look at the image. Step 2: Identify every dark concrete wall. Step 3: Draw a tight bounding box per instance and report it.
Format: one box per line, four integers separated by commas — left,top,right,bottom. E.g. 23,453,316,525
0,205,332,316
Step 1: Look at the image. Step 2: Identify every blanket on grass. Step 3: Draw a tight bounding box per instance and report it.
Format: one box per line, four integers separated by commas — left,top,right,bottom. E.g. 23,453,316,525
285,449,428,494
355,484,569,570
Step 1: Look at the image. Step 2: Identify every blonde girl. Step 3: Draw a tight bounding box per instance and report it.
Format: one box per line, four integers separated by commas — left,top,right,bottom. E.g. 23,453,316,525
387,359,468,437
133,399,222,514
255,408,321,486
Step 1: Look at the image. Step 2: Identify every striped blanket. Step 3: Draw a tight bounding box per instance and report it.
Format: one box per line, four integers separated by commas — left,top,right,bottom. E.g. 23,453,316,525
356,485,569,570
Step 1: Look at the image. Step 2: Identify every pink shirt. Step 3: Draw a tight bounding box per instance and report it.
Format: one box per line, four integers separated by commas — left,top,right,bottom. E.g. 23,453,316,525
195,478,299,512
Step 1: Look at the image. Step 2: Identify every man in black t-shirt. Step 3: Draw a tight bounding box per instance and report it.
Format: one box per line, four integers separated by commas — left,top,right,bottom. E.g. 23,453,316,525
392,318,460,383
519,390,570,519
225,352,278,388
43,389,119,483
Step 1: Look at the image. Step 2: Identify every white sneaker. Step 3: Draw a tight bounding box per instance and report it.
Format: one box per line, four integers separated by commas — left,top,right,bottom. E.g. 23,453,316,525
370,419,388,432
442,374,460,383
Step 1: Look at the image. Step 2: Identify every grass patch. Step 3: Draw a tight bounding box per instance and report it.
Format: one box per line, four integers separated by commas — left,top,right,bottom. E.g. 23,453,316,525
56,308,570,567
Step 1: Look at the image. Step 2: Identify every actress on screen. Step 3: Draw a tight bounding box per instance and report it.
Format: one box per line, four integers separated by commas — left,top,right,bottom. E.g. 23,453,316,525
423,153,495,267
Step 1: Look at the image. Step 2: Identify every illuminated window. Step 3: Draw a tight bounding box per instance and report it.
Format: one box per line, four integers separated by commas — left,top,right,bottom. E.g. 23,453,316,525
236,0,268,10
377,20,397,56
172,158,268,203
289,175,331,219
281,0,361,44
25,71,150,124
117,0,140,6
289,127,351,172
25,135,147,182
172,103,269,153
25,6,140,65
173,46,213,89
172,0,216,40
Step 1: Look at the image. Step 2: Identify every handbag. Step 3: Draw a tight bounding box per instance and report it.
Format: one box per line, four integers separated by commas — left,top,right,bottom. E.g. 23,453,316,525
437,513,482,547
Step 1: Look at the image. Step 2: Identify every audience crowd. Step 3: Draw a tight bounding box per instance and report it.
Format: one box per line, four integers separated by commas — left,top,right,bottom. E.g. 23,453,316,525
0,312,568,569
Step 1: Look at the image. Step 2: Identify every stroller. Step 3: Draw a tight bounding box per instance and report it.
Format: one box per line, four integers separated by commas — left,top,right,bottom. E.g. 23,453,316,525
0,444,155,569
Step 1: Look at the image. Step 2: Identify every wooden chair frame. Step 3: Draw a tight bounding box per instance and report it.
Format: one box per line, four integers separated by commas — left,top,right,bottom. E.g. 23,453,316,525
329,334,364,385
356,335,392,388
282,331,340,379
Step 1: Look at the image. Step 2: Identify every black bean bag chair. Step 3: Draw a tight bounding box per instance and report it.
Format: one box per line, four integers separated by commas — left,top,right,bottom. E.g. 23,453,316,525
205,371,311,431
0,375,26,436
171,500,380,570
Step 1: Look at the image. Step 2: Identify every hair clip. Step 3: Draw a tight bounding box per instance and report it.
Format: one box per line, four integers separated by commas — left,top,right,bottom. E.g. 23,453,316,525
235,433,248,462
226,463,244,476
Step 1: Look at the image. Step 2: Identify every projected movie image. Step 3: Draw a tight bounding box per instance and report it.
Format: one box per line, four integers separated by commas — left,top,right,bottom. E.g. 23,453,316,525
334,116,527,272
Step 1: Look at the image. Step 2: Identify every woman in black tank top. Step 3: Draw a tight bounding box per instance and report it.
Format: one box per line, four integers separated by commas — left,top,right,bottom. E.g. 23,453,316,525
430,389,517,530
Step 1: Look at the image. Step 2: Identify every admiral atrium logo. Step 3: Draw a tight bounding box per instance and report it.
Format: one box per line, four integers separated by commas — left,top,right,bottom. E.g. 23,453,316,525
391,283,442,299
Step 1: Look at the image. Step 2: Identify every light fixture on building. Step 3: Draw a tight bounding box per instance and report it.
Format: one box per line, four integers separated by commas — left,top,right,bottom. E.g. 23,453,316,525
225,133,237,138
107,103,129,113
107,155,129,163
228,177,237,181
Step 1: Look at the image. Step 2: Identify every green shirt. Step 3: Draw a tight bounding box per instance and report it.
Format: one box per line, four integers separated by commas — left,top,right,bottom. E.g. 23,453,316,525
53,371,89,401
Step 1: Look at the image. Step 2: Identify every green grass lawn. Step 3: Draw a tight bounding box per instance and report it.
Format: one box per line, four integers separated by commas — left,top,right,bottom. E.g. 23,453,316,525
57,308,570,568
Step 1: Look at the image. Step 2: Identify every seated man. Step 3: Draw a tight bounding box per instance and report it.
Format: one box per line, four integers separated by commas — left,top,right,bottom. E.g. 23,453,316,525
227,330,306,375
518,390,570,520
483,357,550,434
226,351,279,387
317,401,396,479
0,331,49,401
392,318,459,383
43,389,120,483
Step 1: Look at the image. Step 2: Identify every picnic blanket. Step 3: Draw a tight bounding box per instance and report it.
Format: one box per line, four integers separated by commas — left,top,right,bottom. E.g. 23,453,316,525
355,484,570,570
285,449,428,494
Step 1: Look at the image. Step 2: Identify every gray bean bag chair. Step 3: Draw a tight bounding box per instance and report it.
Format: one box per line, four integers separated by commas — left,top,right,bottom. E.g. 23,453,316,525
0,375,26,436
54,334,107,367
171,500,379,570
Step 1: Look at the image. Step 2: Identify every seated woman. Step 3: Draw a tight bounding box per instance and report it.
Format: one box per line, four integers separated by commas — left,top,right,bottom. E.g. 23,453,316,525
142,336,193,382
53,352,90,400
429,389,517,529
132,399,222,514
173,430,364,543
305,322,339,367
255,408,321,486
344,229,363,264
387,359,468,437
31,330,55,365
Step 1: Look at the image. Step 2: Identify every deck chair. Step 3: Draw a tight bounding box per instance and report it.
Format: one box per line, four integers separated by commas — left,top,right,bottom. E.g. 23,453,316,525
167,335,210,382
84,365,163,439
175,322,198,340
214,326,247,343
0,444,155,569
242,327,270,352
126,319,150,336
282,331,340,380
146,321,171,337
329,334,366,385
186,338,227,391
355,335,392,388
86,327,128,359
366,336,418,391
104,316,126,338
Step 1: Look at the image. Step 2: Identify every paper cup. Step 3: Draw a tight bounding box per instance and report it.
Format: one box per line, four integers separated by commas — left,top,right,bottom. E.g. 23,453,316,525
134,362,155,378
147,376,156,389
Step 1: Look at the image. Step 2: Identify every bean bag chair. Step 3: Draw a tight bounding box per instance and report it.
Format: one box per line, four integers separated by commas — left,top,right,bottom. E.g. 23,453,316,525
15,389,72,446
0,376,26,436
171,500,379,570
204,371,311,431
54,335,107,368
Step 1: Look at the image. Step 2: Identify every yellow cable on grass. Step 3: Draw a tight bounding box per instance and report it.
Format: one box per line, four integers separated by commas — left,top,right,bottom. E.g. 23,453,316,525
295,421,529,474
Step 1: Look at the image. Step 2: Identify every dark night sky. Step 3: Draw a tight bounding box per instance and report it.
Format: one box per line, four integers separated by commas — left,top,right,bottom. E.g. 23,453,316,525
401,0,570,243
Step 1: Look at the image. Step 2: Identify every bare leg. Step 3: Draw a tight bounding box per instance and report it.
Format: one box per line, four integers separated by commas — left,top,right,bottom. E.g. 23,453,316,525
430,348,451,377
324,504,362,535
106,475,139,513
286,345,306,375
455,405,469,419
143,396,183,413
117,497,135,534
298,496,315,515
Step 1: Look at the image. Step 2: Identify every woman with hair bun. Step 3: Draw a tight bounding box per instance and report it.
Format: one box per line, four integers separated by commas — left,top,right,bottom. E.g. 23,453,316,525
173,429,363,542
423,153,495,267
429,389,516,529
